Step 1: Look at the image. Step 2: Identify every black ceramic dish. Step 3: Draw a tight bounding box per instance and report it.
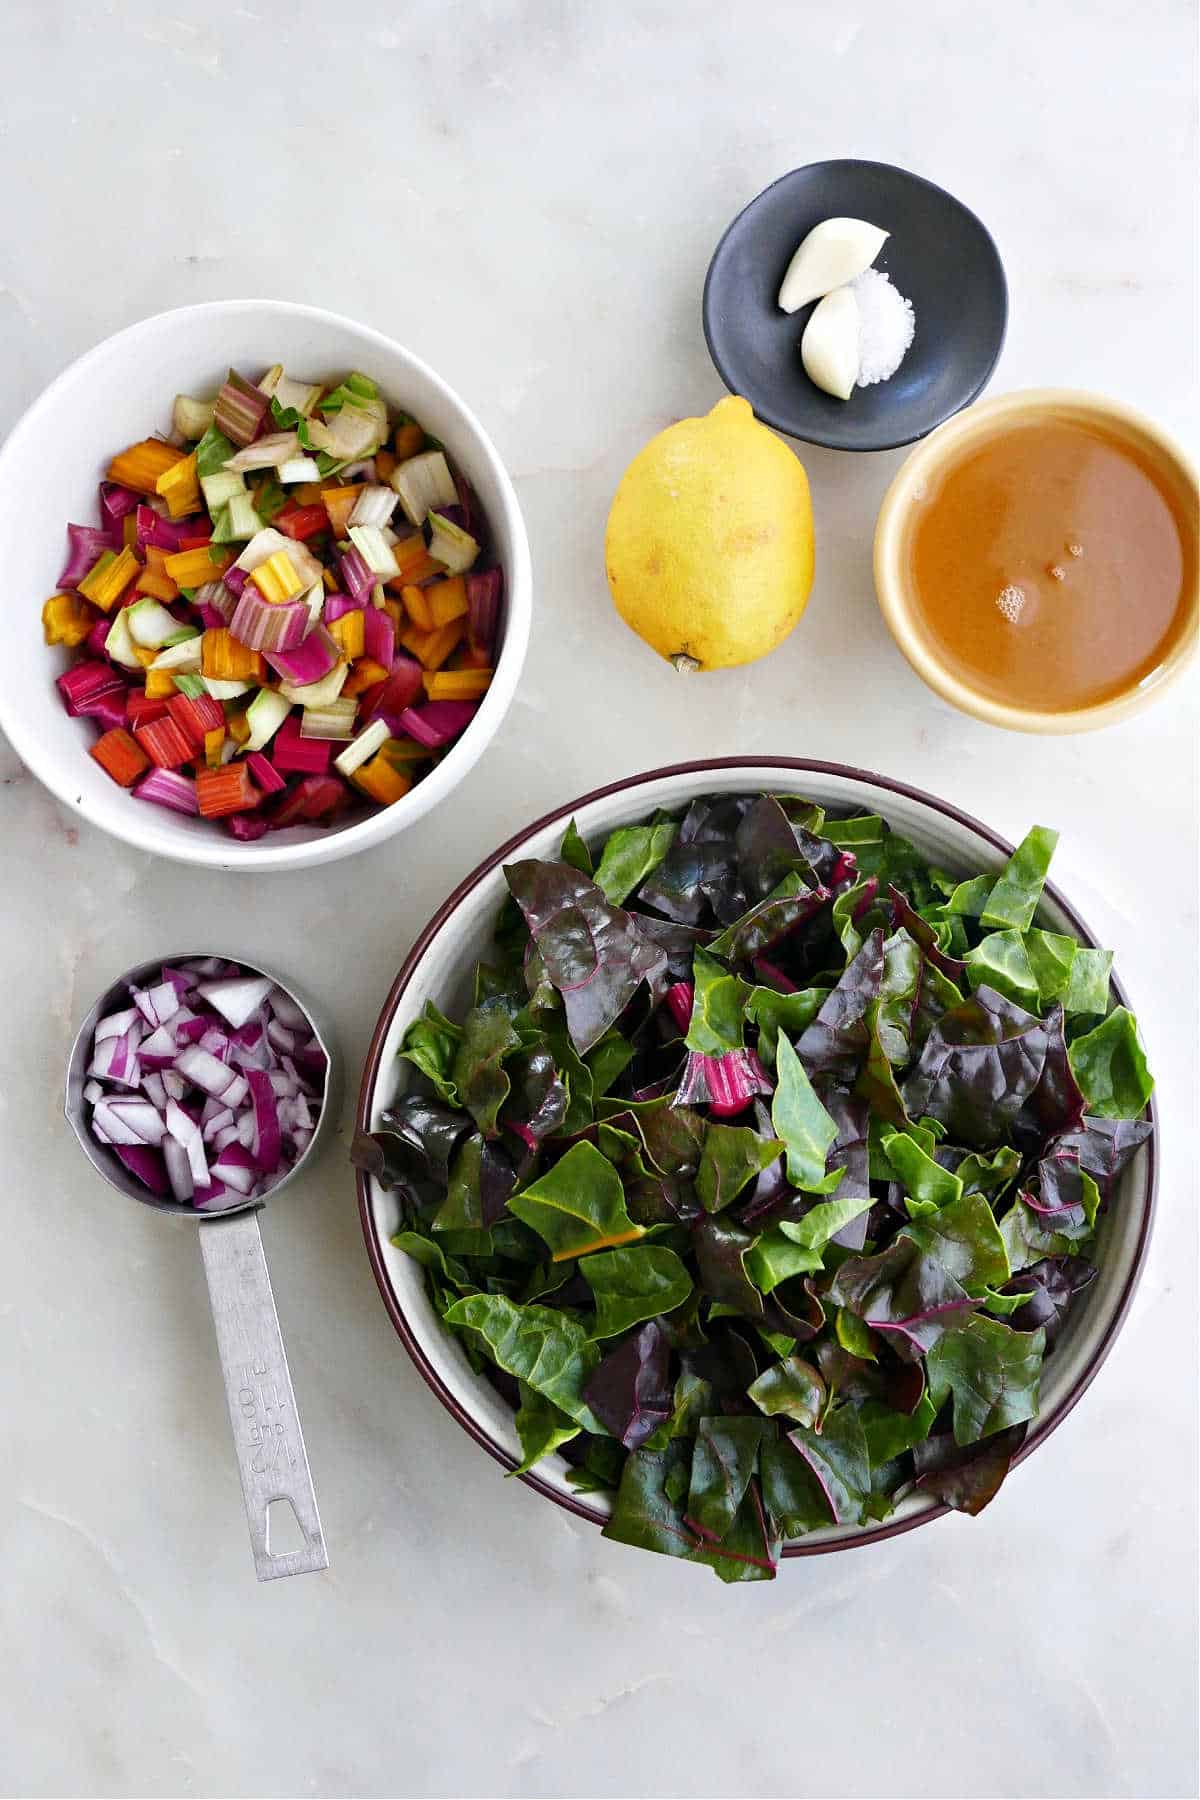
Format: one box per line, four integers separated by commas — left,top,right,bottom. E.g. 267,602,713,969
703,159,1008,452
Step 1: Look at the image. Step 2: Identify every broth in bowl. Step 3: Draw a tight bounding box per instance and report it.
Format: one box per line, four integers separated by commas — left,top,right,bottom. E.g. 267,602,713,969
905,416,1193,712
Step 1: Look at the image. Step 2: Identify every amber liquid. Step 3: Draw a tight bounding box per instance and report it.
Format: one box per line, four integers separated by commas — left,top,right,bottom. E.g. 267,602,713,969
905,419,1195,711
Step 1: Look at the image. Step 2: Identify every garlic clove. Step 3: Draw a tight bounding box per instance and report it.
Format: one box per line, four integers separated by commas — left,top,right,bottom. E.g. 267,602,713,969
801,287,860,401
778,217,889,314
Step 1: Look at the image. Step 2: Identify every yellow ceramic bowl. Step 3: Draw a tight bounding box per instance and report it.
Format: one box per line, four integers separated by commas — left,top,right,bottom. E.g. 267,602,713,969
873,388,1199,733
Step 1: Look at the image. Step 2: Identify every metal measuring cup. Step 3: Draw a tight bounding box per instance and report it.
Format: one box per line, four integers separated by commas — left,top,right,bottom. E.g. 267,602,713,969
65,951,338,1582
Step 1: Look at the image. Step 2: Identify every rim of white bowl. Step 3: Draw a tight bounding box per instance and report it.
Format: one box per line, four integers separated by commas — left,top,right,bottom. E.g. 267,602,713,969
356,755,1158,1558
0,299,532,871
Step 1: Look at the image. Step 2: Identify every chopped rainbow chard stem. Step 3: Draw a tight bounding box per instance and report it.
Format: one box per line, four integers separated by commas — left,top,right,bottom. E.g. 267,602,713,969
44,364,503,838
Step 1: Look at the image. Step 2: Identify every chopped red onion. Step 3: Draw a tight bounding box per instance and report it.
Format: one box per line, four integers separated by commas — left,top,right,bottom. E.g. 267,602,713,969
196,974,273,1030
133,980,182,1029
175,1045,248,1106
163,1135,194,1203
83,959,325,1209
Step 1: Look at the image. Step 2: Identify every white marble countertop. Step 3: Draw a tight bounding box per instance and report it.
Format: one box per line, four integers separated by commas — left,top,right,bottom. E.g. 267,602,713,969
1,4,1196,1796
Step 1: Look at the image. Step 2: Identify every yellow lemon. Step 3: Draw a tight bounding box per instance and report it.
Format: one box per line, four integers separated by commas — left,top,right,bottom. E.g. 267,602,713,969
604,396,815,671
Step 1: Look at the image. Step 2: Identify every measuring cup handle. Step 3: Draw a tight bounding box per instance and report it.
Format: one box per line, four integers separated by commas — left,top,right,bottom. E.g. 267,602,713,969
198,1210,328,1581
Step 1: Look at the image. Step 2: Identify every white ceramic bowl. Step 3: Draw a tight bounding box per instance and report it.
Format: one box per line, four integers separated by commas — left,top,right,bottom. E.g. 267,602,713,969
357,757,1157,1558
0,300,532,871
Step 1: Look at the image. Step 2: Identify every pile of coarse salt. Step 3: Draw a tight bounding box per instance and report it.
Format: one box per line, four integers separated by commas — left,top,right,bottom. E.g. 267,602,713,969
851,267,915,385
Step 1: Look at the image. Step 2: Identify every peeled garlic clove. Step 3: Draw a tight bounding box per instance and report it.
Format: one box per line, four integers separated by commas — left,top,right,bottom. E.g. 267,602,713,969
778,217,889,313
801,287,860,401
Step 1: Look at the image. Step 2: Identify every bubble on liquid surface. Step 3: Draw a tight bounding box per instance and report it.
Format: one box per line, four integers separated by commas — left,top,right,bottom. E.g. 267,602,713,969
996,583,1027,623
1067,541,1083,558
1048,564,1066,582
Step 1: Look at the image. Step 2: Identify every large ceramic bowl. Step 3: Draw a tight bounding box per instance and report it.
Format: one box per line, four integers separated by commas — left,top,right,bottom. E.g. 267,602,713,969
0,299,532,871
356,758,1156,1557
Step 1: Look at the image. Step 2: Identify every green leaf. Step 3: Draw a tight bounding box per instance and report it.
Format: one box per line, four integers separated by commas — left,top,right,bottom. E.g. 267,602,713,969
544,1024,594,1134
778,1193,872,1254
880,1126,963,1212
1023,929,1077,1004
1068,1007,1154,1119
997,1196,1084,1272
877,929,924,1063
855,1000,910,1129
941,873,995,919
760,1435,830,1535
512,1382,580,1473
565,1437,625,1493
685,949,748,1055
980,826,1059,931
747,1355,825,1427
1064,947,1113,1017
926,1314,1046,1446
831,878,883,959
559,817,593,875
508,1140,646,1261
592,821,677,904
390,1228,473,1291
587,1027,635,1098
902,1192,1011,1292
780,1406,871,1527
581,1245,693,1338
687,1416,768,1539
603,1442,698,1562
194,424,235,475
689,1484,780,1583
398,1001,463,1106
771,1034,843,1192
643,1368,715,1451
696,1122,785,1213
957,1145,1022,1199
746,1226,824,1294
745,984,830,1068
452,1006,520,1136
442,1293,606,1430
821,813,880,850
835,1306,877,1360
980,1286,1031,1317
433,1134,490,1233
859,1391,938,1465
964,931,1040,1008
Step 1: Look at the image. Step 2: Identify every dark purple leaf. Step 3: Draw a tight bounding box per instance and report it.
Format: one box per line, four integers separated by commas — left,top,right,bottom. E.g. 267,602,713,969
1053,1115,1153,1198
1024,1003,1086,1145
828,1239,977,1362
634,915,714,981
822,1087,871,1248
505,859,667,1055
797,929,886,1080
888,885,968,981
995,1256,1096,1345
912,1422,1028,1515
505,1045,568,1143
814,1340,928,1414
706,875,831,966
735,795,809,900
901,985,1051,1148
356,1095,470,1193
583,1319,673,1449
683,1325,760,1408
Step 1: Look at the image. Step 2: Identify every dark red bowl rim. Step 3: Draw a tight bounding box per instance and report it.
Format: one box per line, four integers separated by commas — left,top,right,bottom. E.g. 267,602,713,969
355,755,1158,1556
